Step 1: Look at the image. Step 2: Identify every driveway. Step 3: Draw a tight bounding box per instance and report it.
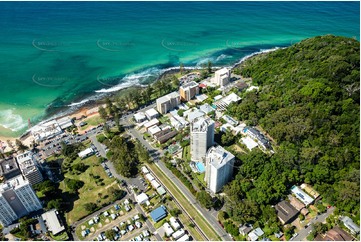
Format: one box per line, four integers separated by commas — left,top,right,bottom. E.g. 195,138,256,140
291,207,336,241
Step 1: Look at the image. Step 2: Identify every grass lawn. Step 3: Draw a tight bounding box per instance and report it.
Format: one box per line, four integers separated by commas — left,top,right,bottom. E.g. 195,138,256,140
60,155,118,224
182,145,191,161
195,173,206,186
148,163,221,241
153,214,172,229
80,115,104,130
50,231,69,241
230,144,247,154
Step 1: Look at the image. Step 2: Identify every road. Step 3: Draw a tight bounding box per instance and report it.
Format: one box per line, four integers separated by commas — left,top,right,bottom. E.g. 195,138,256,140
89,135,107,157
291,207,336,241
134,204,162,241
121,116,232,241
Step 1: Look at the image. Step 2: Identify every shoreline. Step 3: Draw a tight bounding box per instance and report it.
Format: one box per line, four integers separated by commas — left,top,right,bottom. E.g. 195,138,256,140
0,47,280,143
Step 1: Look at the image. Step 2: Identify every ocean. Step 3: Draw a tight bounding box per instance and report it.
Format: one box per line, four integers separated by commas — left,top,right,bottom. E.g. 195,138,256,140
0,1,359,137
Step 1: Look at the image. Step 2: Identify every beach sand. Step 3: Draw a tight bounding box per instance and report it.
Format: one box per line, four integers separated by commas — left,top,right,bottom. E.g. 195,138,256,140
0,104,103,153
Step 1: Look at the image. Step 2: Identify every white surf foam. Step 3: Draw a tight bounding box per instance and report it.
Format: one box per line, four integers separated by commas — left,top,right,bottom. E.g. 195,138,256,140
0,109,28,132
67,99,90,107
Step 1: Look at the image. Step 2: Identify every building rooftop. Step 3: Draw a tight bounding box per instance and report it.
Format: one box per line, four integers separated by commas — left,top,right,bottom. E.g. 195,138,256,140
239,224,253,235
195,94,208,102
16,151,39,176
41,209,65,235
291,185,314,206
78,148,94,158
157,92,180,103
136,193,149,204
222,93,241,106
145,108,159,118
163,222,174,236
56,116,73,130
144,119,159,129
157,186,167,196
134,112,146,120
241,137,259,150
214,95,223,101
0,157,21,180
187,109,206,123
288,195,305,211
31,120,62,141
207,146,235,169
0,174,28,193
322,226,353,241
275,200,299,224
215,67,230,76
249,228,264,241
148,125,161,136
199,103,215,114
150,206,167,222
170,217,181,230
191,117,214,133
181,81,198,90
300,183,320,198
341,216,360,234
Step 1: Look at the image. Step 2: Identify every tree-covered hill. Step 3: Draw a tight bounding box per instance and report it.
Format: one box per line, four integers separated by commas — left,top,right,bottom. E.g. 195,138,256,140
225,35,359,227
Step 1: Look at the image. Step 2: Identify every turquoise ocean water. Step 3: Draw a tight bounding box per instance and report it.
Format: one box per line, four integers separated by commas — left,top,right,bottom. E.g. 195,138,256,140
0,1,359,137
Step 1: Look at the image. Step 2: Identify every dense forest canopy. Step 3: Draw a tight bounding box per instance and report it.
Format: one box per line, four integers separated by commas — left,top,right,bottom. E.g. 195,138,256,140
226,35,360,226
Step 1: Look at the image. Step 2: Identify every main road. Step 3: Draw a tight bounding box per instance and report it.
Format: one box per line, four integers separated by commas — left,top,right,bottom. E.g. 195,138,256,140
120,112,232,241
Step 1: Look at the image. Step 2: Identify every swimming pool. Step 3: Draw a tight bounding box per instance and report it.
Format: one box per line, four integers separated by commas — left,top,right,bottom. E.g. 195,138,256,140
196,162,205,173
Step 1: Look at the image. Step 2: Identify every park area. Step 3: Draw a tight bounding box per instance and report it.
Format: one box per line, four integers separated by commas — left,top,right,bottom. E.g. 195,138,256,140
79,115,104,131
58,155,121,224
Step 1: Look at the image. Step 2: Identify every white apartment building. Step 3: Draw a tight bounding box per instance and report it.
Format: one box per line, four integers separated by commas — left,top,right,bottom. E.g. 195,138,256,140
205,146,235,193
0,175,42,226
16,151,43,186
213,68,230,87
0,196,18,226
156,92,180,114
190,117,215,162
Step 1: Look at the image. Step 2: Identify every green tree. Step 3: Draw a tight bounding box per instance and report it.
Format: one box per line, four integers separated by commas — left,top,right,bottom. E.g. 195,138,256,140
207,60,212,74
99,106,108,120
180,63,184,74
221,131,236,146
169,208,182,217
196,191,214,209
177,109,184,117
105,230,117,240
84,202,98,212
15,139,28,152
64,178,84,192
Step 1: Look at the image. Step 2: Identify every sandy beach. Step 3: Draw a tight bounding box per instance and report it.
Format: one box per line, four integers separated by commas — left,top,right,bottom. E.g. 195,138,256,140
0,105,101,153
